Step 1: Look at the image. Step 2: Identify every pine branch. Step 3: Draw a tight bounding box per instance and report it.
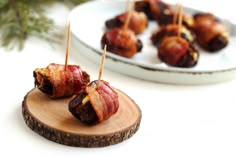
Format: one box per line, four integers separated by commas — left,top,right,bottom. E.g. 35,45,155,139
0,0,89,50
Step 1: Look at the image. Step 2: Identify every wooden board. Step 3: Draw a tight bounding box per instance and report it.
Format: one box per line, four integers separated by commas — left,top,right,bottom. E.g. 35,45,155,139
22,88,142,147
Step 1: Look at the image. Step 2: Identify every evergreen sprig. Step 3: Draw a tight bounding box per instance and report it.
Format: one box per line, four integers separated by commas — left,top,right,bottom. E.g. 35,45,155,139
0,0,89,50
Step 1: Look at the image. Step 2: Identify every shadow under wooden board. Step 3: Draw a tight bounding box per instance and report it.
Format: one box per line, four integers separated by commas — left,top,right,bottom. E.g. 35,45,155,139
22,88,142,147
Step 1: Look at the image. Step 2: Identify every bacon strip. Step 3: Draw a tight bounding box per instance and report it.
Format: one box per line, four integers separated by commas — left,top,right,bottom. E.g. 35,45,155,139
101,28,141,58
193,13,228,51
85,80,119,123
158,37,189,66
47,63,90,98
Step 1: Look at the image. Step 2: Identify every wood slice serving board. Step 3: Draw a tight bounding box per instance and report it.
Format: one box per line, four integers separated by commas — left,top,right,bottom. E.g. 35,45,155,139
22,88,142,147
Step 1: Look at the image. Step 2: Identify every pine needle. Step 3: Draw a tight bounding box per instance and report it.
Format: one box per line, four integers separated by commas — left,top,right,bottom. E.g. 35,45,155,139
0,0,89,50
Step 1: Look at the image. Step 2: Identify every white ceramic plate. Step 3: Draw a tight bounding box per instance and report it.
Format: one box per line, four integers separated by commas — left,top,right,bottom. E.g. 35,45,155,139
69,0,236,84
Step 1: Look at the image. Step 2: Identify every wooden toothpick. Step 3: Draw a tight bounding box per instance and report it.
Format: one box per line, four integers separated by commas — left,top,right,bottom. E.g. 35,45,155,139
177,5,183,38
98,45,107,82
126,0,131,10
173,3,180,25
123,0,134,30
64,22,71,71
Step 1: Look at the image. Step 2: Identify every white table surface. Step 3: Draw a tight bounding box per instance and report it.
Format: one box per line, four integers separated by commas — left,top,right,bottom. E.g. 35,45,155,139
0,1,236,157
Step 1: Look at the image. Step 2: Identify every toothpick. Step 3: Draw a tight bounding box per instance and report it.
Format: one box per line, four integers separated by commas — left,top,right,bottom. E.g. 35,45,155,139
64,22,71,71
98,45,107,82
123,0,134,30
173,3,180,25
177,5,183,38
126,0,130,10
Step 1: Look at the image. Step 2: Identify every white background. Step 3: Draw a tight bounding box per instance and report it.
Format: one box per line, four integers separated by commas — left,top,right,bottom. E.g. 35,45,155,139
0,0,236,157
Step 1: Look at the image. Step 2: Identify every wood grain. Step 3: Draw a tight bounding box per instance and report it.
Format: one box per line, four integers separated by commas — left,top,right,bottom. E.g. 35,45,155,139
22,88,142,147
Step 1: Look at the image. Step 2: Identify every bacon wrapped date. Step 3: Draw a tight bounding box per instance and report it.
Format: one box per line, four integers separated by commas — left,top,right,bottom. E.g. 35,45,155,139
33,63,90,98
158,37,199,67
151,24,195,47
193,13,229,52
101,28,143,58
69,80,119,125
135,0,173,23
105,11,148,34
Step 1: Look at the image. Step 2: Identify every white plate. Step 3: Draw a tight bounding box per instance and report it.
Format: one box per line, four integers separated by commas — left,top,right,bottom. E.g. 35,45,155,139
69,0,236,84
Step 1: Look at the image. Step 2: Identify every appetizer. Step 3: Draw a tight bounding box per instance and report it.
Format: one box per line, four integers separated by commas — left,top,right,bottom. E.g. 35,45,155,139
158,36,199,67
34,63,90,98
69,45,119,125
105,10,148,34
157,5,199,67
33,22,91,98
69,80,119,124
193,13,229,52
102,1,143,58
101,28,143,58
